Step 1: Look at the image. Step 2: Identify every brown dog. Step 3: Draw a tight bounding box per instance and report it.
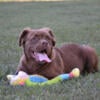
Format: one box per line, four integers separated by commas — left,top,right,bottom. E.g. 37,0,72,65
16,27,98,79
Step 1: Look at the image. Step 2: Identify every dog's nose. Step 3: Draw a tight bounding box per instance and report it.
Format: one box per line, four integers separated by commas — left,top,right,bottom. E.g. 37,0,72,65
42,40,48,47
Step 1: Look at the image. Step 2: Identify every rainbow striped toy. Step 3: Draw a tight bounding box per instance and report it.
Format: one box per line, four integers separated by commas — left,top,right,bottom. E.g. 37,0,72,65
7,68,80,86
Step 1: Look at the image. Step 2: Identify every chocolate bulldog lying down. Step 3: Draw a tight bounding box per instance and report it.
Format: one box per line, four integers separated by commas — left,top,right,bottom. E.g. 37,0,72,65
16,27,98,79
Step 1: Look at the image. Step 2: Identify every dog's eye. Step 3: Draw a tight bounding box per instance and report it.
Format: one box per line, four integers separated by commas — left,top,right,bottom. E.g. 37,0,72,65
45,36,51,40
34,37,38,40
31,36,39,43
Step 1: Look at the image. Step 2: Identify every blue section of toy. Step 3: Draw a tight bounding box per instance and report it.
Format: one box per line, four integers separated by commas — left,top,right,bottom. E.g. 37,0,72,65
59,74,70,80
29,75,48,83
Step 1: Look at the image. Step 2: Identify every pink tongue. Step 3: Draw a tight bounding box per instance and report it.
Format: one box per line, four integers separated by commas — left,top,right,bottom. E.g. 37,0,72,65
34,52,51,63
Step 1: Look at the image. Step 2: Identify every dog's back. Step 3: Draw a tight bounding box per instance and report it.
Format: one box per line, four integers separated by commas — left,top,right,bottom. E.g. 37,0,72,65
59,43,98,74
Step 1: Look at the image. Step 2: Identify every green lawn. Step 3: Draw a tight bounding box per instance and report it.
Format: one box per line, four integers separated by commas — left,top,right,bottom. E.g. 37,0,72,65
0,0,100,100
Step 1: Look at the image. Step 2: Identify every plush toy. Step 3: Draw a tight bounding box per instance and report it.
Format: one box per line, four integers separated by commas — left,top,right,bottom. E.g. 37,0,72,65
7,68,80,86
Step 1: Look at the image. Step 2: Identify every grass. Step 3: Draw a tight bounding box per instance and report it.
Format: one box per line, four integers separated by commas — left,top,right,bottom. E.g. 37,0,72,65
0,0,100,99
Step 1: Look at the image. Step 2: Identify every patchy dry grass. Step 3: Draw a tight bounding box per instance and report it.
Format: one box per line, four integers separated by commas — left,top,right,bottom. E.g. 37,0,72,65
0,0,100,99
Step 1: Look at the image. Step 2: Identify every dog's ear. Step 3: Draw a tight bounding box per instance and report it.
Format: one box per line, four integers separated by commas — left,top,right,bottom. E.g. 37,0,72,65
19,27,31,46
42,28,56,46
48,28,56,46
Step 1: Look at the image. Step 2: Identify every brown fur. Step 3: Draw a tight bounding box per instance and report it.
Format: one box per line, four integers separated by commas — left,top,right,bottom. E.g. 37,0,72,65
16,27,98,79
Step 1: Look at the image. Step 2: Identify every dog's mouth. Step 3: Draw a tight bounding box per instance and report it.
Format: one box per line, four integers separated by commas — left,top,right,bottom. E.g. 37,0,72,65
32,49,52,63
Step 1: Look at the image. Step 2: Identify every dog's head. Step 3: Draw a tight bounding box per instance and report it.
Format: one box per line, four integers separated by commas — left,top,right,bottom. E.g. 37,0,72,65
19,27,56,64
